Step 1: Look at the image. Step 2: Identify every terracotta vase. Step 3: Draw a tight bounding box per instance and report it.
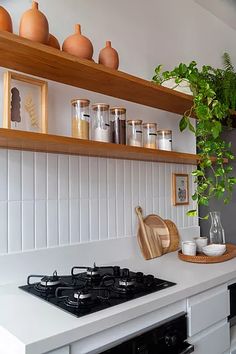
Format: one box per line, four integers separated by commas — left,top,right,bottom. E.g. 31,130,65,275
0,6,13,32
19,1,49,44
62,24,93,60
98,41,119,70
48,33,60,50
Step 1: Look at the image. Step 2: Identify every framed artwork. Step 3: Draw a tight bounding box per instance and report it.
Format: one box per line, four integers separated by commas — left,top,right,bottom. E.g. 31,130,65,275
172,173,189,205
3,71,48,133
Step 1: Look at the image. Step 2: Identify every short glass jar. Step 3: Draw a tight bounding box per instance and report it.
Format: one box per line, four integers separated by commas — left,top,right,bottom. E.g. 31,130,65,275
127,120,143,147
92,103,110,142
110,107,126,144
143,123,157,149
157,130,172,151
71,98,90,140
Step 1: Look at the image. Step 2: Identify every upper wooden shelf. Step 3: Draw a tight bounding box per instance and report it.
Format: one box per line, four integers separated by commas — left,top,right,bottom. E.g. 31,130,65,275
0,31,193,115
0,128,198,165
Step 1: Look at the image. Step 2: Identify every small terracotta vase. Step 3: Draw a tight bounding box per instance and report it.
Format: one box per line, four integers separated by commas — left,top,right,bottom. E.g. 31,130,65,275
48,33,60,50
62,24,93,60
19,1,49,44
0,6,13,32
98,41,119,70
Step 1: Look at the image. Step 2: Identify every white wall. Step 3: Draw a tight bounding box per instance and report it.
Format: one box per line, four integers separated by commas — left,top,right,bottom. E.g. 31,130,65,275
0,0,235,256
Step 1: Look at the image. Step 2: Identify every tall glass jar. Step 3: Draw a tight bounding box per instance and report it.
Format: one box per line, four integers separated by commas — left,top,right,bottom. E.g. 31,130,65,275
127,120,143,147
209,211,225,244
143,123,157,149
92,103,110,142
71,99,90,140
110,107,126,144
157,130,172,151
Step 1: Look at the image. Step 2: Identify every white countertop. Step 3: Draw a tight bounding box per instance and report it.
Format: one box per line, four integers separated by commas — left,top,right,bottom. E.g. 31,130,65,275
1,251,236,354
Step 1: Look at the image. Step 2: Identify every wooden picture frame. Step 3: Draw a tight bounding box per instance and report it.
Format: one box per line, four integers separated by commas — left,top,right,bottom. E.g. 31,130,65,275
3,71,48,133
172,173,189,205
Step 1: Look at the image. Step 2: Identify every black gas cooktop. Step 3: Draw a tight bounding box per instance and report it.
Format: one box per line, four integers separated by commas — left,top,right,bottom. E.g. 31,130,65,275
19,264,176,317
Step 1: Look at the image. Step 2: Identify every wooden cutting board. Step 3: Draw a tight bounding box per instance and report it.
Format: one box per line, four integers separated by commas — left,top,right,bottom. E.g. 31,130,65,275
135,207,164,259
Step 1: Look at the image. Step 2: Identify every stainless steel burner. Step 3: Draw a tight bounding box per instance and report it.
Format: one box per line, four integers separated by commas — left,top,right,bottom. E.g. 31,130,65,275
119,279,135,287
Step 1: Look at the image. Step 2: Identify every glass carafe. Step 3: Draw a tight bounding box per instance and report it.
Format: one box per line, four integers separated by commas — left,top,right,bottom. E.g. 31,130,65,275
209,211,225,244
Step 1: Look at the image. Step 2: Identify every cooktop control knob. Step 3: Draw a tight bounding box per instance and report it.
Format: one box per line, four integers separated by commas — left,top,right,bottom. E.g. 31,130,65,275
136,272,144,281
113,266,120,277
164,333,178,347
122,268,130,278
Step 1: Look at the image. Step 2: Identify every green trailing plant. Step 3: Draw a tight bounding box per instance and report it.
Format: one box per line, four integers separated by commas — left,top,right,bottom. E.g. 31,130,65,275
152,54,236,217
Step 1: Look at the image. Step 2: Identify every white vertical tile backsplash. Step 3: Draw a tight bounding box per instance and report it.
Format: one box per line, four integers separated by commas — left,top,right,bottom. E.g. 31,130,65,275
0,148,198,254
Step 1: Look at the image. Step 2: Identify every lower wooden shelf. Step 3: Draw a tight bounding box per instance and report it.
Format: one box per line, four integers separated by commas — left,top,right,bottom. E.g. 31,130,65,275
0,128,199,165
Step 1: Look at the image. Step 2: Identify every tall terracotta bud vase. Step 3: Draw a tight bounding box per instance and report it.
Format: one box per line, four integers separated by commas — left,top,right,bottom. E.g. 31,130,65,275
99,41,119,70
0,6,13,32
19,1,49,44
62,24,93,60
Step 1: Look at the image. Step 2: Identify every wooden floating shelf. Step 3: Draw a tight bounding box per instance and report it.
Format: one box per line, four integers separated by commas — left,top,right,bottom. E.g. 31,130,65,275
0,31,193,115
0,129,199,165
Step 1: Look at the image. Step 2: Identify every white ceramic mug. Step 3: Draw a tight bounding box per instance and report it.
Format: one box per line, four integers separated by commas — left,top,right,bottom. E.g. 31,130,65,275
194,237,208,253
182,241,196,256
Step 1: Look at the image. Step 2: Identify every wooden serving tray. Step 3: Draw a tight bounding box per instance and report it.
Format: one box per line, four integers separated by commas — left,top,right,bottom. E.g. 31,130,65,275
178,243,236,264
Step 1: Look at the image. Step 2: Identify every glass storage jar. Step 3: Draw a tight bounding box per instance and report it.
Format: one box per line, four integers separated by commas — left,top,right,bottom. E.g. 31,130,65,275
71,98,90,140
92,103,110,142
157,130,172,151
110,107,126,144
143,123,157,149
127,120,143,147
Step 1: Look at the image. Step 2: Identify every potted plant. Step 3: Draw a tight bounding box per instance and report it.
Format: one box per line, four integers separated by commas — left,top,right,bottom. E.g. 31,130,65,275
152,54,236,217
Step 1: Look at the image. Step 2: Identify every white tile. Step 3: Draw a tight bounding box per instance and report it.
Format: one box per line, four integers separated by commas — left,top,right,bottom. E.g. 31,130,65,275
89,157,98,199
35,153,47,200
47,200,58,247
35,200,47,249
0,150,8,201
8,150,21,201
47,154,58,200
90,198,99,241
131,161,139,235
124,160,131,201
8,201,22,253
107,159,116,198
146,163,153,214
139,162,146,208
116,196,124,237
152,163,159,198
22,151,34,200
58,199,69,245
22,201,34,251
69,156,79,199
108,198,116,239
80,198,89,242
99,198,108,240
159,164,165,198
58,155,69,199
69,199,80,244
0,201,8,254
80,157,89,199
124,196,132,237
98,158,107,199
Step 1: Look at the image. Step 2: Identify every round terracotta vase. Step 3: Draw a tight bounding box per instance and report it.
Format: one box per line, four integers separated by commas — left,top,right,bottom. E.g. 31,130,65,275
0,6,13,32
19,1,49,44
98,41,119,70
62,24,93,60
48,33,60,50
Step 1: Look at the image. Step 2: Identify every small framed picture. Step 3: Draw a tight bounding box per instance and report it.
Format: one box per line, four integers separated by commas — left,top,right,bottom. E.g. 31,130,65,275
3,71,48,133
172,173,189,205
